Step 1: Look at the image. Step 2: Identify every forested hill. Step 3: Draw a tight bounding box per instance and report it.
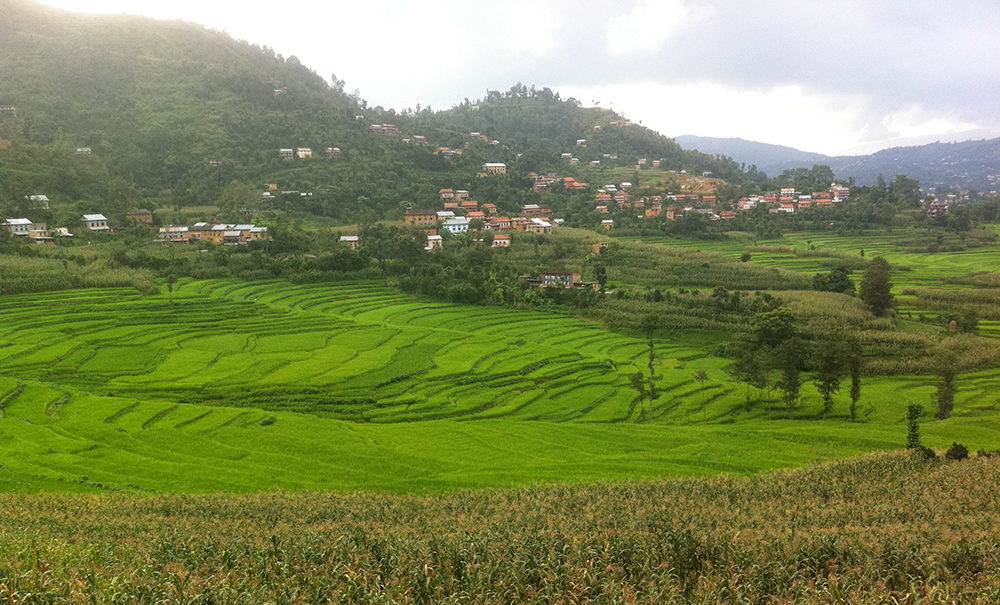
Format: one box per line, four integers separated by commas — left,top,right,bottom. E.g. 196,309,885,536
0,0,748,224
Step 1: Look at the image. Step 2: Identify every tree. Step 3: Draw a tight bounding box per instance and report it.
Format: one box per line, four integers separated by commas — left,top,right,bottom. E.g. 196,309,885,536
775,339,802,420
752,308,798,348
694,370,708,414
216,180,261,222
905,402,922,449
166,273,177,305
593,265,608,292
641,314,658,423
813,339,844,420
846,337,863,422
733,348,767,414
812,267,855,294
934,363,956,420
859,256,894,317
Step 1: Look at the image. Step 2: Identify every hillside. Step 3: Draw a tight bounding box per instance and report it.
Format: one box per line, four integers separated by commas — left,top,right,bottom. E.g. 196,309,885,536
676,134,1000,190
0,1,750,227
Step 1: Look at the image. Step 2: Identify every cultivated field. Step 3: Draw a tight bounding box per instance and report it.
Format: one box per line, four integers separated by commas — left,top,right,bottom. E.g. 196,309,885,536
2,451,1000,603
2,276,1000,493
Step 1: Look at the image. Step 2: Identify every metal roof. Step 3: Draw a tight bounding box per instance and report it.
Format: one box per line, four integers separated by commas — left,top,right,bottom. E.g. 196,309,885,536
81,214,107,221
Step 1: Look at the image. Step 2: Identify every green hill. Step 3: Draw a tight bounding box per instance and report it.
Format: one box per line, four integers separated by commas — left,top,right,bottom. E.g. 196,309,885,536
0,0,750,226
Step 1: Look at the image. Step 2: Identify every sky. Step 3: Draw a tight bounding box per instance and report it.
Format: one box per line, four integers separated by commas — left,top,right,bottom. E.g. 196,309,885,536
35,0,1000,156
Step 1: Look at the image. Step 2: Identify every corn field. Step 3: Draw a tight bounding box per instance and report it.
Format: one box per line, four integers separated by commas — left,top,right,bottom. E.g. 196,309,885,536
2,452,1000,604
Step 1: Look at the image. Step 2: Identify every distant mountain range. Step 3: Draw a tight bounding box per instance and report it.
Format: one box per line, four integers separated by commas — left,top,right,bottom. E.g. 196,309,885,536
675,135,1000,191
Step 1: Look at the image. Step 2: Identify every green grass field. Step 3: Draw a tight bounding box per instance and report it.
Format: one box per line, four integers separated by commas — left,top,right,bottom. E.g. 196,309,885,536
2,267,1000,493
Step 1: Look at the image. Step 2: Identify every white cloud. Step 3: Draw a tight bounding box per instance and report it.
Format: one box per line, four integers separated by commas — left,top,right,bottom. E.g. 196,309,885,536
882,106,980,140
605,0,702,55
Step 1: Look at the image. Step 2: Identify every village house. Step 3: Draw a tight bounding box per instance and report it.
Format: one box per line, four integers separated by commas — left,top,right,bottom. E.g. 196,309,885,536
521,204,551,218
589,160,600,167
436,210,456,219
76,147,91,154
443,201,459,210
520,218,552,234
339,235,360,249
80,214,110,232
412,135,428,146
520,271,599,291
279,148,294,159
1,218,33,237
296,147,312,159
484,216,511,231
638,158,647,166
439,188,455,200
442,217,469,234
600,219,614,230
592,242,609,254
492,234,511,248
126,209,153,225
460,200,478,212
569,157,579,165
27,194,50,210
325,147,341,157
483,163,507,175
158,225,188,242
466,210,485,221
561,153,572,160
425,234,443,250
369,124,400,135
509,217,530,231
455,190,470,200
652,160,661,168
595,205,608,213
719,211,736,220
404,209,437,226
576,139,586,147
481,203,497,214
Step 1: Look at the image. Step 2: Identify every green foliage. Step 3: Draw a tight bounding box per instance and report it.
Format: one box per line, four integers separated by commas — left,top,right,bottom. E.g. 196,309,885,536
859,256,894,317
905,402,922,449
935,358,957,420
813,338,845,420
812,266,856,294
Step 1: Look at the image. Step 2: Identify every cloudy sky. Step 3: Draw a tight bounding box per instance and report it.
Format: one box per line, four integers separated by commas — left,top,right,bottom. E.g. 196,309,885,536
37,0,1000,155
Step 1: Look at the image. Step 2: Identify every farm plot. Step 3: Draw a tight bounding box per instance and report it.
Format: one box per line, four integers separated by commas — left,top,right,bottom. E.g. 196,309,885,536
0,280,736,423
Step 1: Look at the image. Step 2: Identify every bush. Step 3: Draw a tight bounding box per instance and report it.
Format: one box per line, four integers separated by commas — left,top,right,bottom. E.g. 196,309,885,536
945,442,969,461
912,445,937,461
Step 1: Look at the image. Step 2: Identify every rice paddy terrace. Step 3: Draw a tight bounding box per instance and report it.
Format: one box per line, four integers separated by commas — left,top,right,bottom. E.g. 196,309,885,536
3,277,1000,493
0,279,713,423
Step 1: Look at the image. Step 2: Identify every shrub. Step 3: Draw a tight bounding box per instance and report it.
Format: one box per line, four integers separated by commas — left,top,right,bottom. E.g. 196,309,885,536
945,442,969,461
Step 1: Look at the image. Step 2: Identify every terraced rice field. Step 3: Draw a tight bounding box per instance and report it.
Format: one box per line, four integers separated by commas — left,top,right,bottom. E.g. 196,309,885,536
3,276,1000,492
0,280,737,423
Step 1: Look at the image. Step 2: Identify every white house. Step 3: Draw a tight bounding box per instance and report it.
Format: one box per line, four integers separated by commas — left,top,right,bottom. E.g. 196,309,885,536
80,214,110,232
442,217,469,234
1,218,33,236
425,234,443,250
